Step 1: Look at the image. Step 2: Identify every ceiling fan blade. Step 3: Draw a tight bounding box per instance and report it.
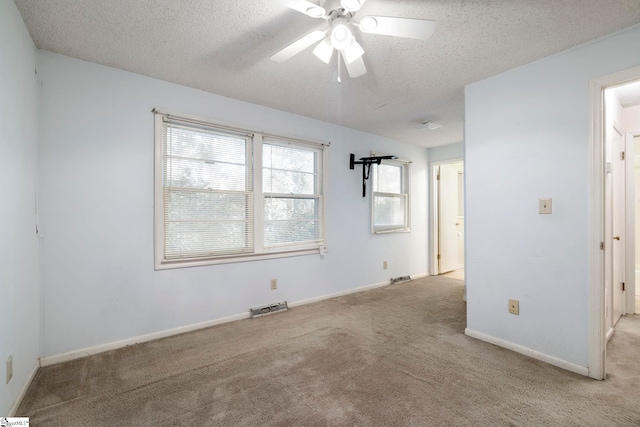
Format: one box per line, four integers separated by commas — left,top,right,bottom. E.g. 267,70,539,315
281,0,326,18
270,30,326,63
313,37,334,64
342,51,367,78
340,0,367,12
358,16,436,41
343,39,364,64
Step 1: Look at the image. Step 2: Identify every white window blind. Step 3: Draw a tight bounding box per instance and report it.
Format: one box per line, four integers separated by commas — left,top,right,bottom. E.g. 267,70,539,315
263,139,323,247
162,119,253,259
372,159,410,233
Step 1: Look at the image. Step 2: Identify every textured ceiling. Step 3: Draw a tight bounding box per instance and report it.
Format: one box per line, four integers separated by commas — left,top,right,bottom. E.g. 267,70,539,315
13,0,640,147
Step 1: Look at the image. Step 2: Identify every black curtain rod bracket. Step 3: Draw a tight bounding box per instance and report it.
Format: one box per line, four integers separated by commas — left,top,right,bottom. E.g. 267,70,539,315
349,153,398,197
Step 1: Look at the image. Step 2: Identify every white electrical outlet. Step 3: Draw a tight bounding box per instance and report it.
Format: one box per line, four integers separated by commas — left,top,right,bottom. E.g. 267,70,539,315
6,355,13,384
383,261,388,270
270,279,277,290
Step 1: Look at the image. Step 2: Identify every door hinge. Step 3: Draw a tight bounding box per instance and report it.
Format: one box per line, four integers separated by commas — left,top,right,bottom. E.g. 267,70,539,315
600,242,604,250
437,254,441,259
622,282,625,291
621,151,625,161
436,174,440,180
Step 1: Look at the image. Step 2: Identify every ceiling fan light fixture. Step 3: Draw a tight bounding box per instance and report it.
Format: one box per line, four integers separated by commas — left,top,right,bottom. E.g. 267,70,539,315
331,22,353,50
340,0,366,12
359,16,377,31
305,6,325,17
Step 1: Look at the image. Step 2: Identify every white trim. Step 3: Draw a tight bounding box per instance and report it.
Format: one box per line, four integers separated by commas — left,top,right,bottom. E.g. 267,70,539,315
606,327,614,343
588,79,606,381
429,158,464,276
40,312,250,367
39,273,428,367
7,359,40,417
464,328,589,377
625,130,639,314
588,65,640,381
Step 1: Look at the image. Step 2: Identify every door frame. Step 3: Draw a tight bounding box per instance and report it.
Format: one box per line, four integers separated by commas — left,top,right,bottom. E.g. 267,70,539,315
430,158,464,276
589,65,640,380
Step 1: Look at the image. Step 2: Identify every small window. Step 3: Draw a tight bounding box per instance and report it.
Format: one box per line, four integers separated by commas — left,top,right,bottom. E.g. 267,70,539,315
154,110,327,268
371,158,411,233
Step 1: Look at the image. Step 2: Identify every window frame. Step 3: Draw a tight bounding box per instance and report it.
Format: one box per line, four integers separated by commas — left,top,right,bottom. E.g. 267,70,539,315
154,110,328,269
370,155,411,234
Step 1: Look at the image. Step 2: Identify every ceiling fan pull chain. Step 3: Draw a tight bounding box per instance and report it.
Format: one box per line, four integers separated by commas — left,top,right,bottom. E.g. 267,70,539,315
337,51,342,84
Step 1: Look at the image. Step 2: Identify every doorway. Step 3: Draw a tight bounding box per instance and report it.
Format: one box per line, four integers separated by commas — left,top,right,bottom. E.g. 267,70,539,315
589,68,640,380
432,160,465,280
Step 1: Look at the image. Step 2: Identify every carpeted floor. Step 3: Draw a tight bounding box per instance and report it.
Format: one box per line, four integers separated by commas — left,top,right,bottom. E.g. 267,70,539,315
18,276,640,426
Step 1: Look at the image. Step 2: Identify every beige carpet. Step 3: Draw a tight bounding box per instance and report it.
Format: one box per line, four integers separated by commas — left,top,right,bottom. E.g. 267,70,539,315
18,276,640,426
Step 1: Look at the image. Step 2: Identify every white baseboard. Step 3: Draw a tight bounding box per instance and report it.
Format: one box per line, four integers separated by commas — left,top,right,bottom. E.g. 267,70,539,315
465,328,589,377
41,273,429,367
289,273,428,308
40,312,250,367
606,327,614,342
288,280,391,308
8,359,40,416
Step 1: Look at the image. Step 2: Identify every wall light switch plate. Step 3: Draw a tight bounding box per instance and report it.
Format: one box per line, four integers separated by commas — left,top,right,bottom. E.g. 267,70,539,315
539,198,552,214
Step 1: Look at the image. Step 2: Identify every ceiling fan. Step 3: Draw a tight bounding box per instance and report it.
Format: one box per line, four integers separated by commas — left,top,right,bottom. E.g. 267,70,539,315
270,0,436,79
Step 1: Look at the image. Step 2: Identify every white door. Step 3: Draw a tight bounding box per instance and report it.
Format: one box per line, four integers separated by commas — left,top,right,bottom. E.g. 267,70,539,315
612,126,625,326
438,164,461,273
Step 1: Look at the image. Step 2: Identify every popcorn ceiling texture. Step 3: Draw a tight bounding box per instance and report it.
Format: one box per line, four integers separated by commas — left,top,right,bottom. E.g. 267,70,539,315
13,0,640,147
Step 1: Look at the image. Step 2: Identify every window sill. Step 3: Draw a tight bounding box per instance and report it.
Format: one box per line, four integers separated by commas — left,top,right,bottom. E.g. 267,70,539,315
155,246,327,270
373,228,411,235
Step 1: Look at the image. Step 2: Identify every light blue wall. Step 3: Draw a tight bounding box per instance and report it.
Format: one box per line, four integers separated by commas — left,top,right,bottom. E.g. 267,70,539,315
0,1,41,415
37,51,430,357
428,143,464,164
465,25,640,368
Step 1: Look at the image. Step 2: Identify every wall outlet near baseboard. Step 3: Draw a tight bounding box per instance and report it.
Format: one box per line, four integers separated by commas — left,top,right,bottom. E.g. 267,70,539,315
270,279,277,290
383,261,388,270
509,299,520,315
6,355,13,384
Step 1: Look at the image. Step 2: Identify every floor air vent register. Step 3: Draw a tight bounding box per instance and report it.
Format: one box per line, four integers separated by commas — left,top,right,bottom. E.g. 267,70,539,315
250,301,288,318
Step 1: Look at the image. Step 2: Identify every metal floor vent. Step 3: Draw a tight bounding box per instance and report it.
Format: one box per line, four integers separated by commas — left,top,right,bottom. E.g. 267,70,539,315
250,301,288,318
390,275,411,285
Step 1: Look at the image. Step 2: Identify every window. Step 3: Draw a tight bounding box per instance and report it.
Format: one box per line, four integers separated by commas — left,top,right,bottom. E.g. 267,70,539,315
154,110,326,268
371,157,410,233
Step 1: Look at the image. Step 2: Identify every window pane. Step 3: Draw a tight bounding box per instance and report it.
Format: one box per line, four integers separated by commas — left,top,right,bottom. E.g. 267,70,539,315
164,125,247,164
264,197,320,245
164,158,246,191
263,169,315,194
374,195,405,228
162,121,253,259
263,143,318,194
263,144,315,172
165,190,250,221
374,164,402,193
165,221,252,258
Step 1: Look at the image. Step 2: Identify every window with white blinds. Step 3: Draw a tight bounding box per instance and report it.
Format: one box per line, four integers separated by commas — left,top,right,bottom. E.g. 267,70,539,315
154,111,327,268
263,140,322,247
372,158,411,233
